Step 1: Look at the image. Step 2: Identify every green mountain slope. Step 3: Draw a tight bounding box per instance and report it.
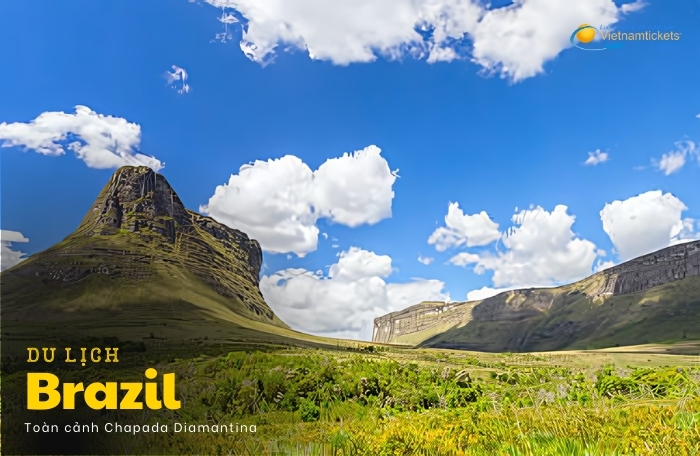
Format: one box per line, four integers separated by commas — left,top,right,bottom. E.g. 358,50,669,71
373,241,700,351
0,166,332,347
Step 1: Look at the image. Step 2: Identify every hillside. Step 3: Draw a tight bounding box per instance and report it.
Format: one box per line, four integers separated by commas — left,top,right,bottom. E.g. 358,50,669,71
0,166,335,348
373,241,700,351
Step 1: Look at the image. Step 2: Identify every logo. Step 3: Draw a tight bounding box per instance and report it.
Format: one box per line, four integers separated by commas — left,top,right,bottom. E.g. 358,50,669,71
570,24,623,51
571,23,681,51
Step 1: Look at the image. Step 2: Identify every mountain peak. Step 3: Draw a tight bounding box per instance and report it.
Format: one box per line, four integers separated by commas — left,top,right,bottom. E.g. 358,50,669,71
75,166,185,241
2,166,287,333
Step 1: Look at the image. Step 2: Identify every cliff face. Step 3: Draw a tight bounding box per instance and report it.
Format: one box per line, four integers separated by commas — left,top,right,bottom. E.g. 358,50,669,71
4,166,285,328
592,241,700,295
373,241,700,349
75,166,270,318
373,302,472,344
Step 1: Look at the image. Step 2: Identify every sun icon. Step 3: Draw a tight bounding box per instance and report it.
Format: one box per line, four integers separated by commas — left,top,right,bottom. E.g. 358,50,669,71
575,24,596,43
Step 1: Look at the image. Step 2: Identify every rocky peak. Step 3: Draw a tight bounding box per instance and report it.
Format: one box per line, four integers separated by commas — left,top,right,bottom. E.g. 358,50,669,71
24,166,278,325
77,166,188,242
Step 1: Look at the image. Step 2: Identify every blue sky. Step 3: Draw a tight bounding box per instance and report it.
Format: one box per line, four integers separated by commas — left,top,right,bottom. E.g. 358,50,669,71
1,0,699,340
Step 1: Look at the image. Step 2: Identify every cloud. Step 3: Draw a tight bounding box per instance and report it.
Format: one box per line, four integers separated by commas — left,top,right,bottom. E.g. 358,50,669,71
428,203,500,252
466,287,501,301
620,1,646,14
201,155,317,256
204,0,634,82
0,106,164,171
600,190,696,261
164,65,190,94
445,204,599,288
466,285,530,301
594,259,616,272
448,252,482,266
671,218,700,246
312,147,398,227
468,1,621,82
200,145,397,256
584,149,609,166
653,140,698,175
418,255,434,265
329,247,393,281
260,247,449,340
657,153,686,176
1,230,29,271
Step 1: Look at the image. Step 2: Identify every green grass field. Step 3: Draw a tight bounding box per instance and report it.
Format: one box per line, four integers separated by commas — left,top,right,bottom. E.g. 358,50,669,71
4,342,698,455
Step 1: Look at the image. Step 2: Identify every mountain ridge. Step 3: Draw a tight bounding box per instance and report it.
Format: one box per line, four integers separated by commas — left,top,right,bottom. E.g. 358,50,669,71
1,166,298,346
373,240,700,351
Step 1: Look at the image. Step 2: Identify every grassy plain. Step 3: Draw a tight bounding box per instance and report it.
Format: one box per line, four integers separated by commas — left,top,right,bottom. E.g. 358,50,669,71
4,341,698,455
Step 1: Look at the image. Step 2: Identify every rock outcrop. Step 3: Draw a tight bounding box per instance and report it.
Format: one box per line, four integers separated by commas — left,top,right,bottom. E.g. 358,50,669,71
592,241,700,295
5,166,284,327
372,301,470,344
373,240,700,346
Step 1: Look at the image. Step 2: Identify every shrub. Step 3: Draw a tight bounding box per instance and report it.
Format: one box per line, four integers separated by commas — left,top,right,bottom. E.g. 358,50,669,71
298,398,320,422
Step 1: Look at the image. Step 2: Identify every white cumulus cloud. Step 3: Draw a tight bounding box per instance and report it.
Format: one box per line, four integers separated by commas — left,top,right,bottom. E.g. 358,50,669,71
200,145,397,256
260,247,449,340
653,140,698,175
312,148,398,227
203,0,635,82
0,106,164,171
444,204,599,288
1,230,29,271
594,259,616,272
428,203,500,252
478,205,598,287
584,149,609,165
418,255,434,265
600,190,696,261
329,247,393,281
164,65,191,94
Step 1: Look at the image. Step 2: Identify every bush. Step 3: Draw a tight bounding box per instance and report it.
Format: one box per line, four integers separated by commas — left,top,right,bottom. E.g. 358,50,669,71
298,398,320,422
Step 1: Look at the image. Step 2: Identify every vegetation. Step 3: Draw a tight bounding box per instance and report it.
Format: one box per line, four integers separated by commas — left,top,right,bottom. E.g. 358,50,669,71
175,349,700,455
5,346,696,455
